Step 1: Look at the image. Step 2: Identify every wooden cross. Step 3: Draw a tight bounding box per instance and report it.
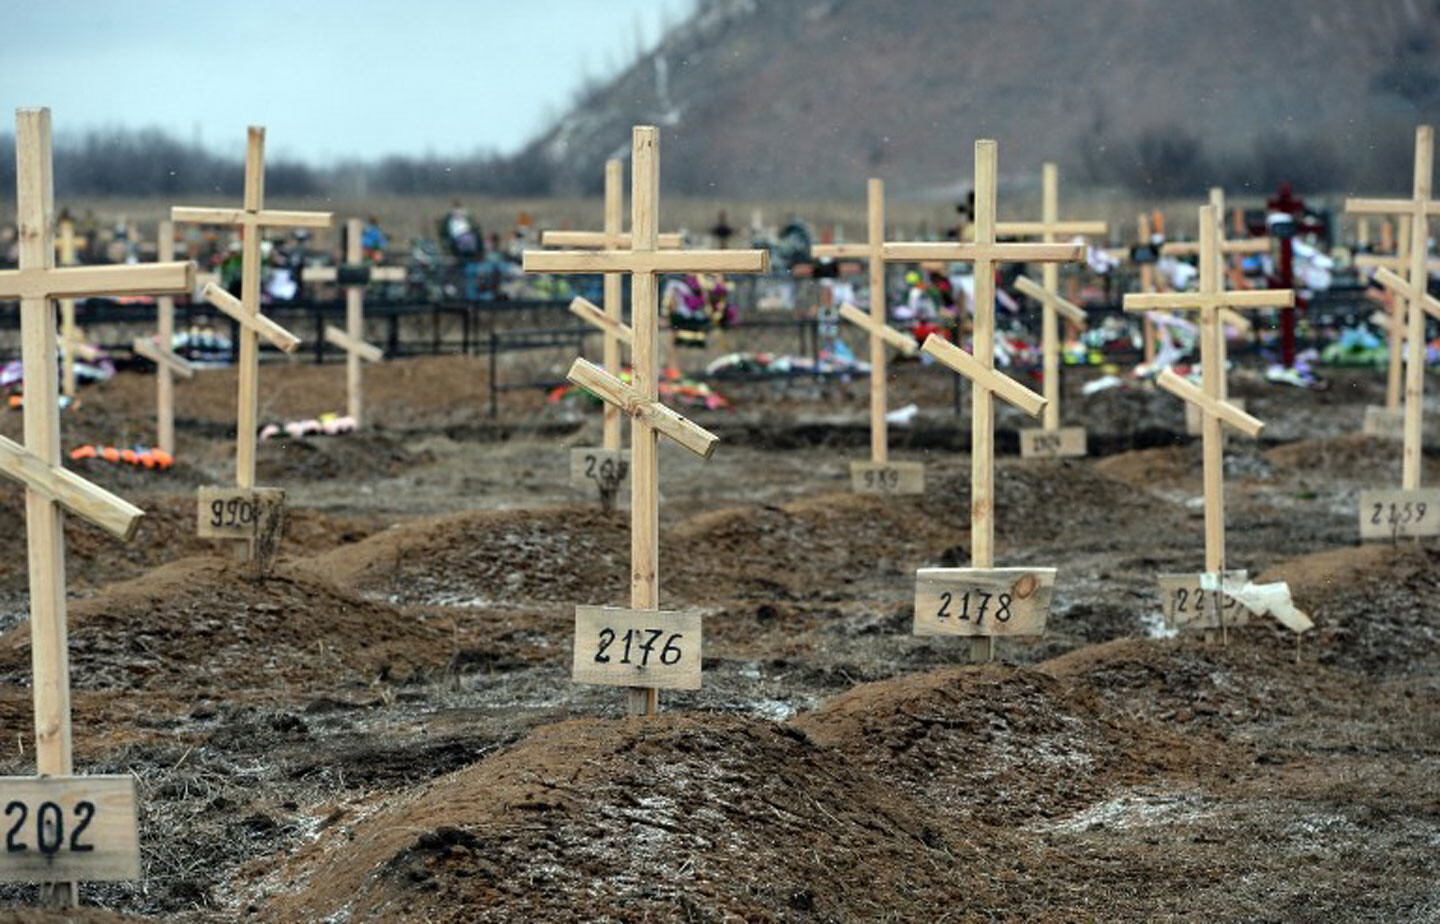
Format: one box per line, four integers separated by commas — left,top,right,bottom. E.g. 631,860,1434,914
540,160,682,505
172,127,330,557
1125,205,1293,580
55,219,95,398
812,179,925,491
305,218,401,425
1347,125,1439,491
907,140,1080,660
1355,215,1440,425
0,108,193,897
995,163,1105,447
1162,188,1271,405
524,126,768,716
132,220,195,456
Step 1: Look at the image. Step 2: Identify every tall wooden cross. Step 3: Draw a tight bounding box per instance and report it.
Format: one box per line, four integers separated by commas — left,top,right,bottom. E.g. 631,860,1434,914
1162,188,1270,404
1355,214,1440,432
907,140,1081,661
305,218,402,425
1347,125,1439,492
540,160,682,505
172,127,330,558
0,107,193,898
524,126,768,716
811,179,925,492
995,162,1106,455
55,219,92,398
1125,205,1293,578
132,220,195,456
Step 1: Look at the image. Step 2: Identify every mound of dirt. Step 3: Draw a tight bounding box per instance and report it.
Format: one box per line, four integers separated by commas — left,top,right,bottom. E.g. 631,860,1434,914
0,493,379,595
793,664,1216,826
308,508,631,607
253,715,990,924
1094,444,1197,489
0,558,463,691
255,429,435,483
1264,433,1440,484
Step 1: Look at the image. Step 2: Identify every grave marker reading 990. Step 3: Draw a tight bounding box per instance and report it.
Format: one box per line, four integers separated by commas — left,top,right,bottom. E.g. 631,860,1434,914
572,606,702,690
196,486,285,540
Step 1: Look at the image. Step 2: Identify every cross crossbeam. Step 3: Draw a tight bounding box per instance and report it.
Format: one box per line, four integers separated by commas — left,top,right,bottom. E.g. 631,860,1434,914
838,302,916,355
569,295,635,345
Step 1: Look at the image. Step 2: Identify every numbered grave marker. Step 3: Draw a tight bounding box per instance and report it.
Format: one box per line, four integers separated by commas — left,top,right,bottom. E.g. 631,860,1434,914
1019,426,1087,460
172,126,329,562
1346,126,1439,495
524,126,767,715
911,140,1082,661
849,460,925,494
914,568,1056,637
1362,406,1405,440
1358,488,1440,540
570,448,631,496
540,159,682,509
196,486,286,540
0,777,140,883
0,108,193,903
572,606,702,690
999,164,1107,452
1156,570,1250,631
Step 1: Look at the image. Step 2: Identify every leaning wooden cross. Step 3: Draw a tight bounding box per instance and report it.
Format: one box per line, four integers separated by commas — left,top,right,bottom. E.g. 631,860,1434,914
1125,205,1311,646
811,179,926,494
305,218,402,425
0,107,193,901
996,162,1107,458
539,159,683,507
132,220,195,456
1348,125,1440,539
172,126,331,563
908,140,1082,661
525,126,768,715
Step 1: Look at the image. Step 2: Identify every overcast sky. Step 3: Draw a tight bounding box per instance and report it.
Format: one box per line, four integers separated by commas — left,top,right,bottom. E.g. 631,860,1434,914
0,0,682,162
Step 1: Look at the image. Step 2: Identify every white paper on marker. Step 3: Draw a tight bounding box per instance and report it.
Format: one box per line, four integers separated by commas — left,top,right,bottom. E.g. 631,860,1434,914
1202,574,1313,635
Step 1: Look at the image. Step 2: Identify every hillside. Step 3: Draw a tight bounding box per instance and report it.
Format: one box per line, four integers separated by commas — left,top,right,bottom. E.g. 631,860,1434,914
522,0,1440,198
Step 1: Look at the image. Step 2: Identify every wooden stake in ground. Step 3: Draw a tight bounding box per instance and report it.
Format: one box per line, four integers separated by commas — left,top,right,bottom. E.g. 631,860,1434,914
539,160,683,507
0,107,193,900
172,127,330,563
1125,205,1294,642
132,220,195,456
306,218,402,425
811,180,925,493
909,140,1082,662
56,219,86,398
996,163,1106,458
1347,125,1440,503
524,126,768,716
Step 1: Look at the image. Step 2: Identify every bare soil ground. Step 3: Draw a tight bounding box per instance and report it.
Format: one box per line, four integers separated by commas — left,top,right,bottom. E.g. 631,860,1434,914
0,356,1436,922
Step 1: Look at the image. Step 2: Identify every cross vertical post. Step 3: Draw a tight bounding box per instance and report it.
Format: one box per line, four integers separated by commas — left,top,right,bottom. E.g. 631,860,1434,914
57,219,78,397
308,219,400,425
157,221,177,454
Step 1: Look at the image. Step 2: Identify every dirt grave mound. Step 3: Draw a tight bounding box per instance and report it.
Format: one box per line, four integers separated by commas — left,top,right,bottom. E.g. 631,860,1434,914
793,663,1216,826
255,429,435,483
1263,433,1438,483
254,715,990,924
0,558,462,692
0,493,379,595
307,507,631,607
1095,444,1196,490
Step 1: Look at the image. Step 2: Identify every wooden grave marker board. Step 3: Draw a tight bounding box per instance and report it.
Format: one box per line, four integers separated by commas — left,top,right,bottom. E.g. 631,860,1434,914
1125,203,1295,644
524,125,768,714
172,126,331,561
538,159,682,509
813,180,927,494
1346,125,1440,538
0,107,193,900
911,139,1083,660
996,163,1107,458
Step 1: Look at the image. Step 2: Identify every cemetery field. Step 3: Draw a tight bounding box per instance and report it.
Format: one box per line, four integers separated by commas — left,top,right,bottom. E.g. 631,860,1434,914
0,356,1436,922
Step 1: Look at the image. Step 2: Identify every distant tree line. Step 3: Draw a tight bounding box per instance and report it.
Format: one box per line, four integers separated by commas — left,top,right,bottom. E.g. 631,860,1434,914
0,126,557,199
